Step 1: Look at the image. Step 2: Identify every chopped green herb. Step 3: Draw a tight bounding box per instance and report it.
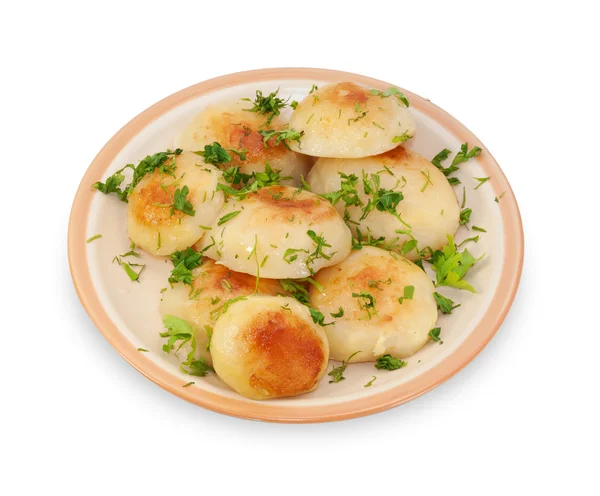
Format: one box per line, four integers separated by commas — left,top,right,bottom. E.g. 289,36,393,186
86,234,102,243
217,210,241,226
160,315,214,376
369,87,410,107
283,247,309,264
474,176,491,189
137,348,149,352
431,143,481,185
241,89,289,126
182,382,195,388
352,291,377,320
429,327,442,342
205,326,213,352
398,285,415,304
459,208,472,226
328,351,361,383
458,235,479,247
122,262,144,282
375,354,407,370
330,307,344,318
368,278,392,290
309,84,318,94
172,185,195,216
392,132,412,143
420,169,433,192
430,234,482,293
360,172,406,224
472,225,487,232
372,121,385,130
290,100,298,110
194,142,246,166
495,191,506,203
259,129,303,149
93,149,183,202
209,296,248,321
364,376,377,388
306,230,333,274
433,292,461,314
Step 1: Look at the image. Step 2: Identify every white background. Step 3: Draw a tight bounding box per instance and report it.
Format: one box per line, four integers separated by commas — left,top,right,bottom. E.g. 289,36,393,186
1,1,598,495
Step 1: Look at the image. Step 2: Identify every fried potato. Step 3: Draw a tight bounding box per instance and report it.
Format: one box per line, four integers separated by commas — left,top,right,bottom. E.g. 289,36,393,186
309,246,438,362
308,146,460,259
210,295,329,400
175,100,312,185
197,185,351,278
127,151,224,256
288,82,415,158
159,258,283,366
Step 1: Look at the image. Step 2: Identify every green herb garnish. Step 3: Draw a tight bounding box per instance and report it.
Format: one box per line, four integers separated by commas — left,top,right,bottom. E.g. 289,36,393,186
429,327,442,342
433,292,461,314
86,234,102,243
397,285,415,304
194,142,246,166
364,376,377,387
430,234,482,293
474,176,490,189
258,129,303,149
242,89,288,126
217,210,241,226
375,354,407,370
328,351,361,383
160,315,214,376
369,87,410,107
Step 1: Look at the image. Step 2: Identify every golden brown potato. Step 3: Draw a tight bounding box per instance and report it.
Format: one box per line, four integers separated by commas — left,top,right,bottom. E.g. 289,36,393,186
308,146,460,259
127,151,224,256
175,100,312,185
210,295,330,400
309,246,438,362
159,258,284,365
197,185,352,278
288,82,415,158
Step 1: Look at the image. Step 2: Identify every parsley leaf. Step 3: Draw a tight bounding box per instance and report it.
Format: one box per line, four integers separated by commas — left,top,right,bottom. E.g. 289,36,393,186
431,144,481,185
352,291,377,320
328,351,361,383
398,285,415,304
360,172,405,222
319,172,363,209
241,89,289,126
217,210,241,226
168,240,215,286
194,142,246,166
392,131,412,143
369,87,410,107
93,149,183,202
474,176,490,189
430,234,481,293
429,327,442,342
364,376,377,388
172,185,195,216
258,129,304,149
306,230,333,274
330,307,344,318
433,292,461,314
160,315,214,377
375,354,407,370
459,208,472,226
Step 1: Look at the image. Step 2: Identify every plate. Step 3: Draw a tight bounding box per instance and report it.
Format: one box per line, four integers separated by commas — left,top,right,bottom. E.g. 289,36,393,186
68,68,523,423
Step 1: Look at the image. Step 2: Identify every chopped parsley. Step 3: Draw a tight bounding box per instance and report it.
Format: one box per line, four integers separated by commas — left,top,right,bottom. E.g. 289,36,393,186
137,348,149,352
459,208,472,226
172,185,195,216
290,100,299,110
369,87,410,107
420,169,433,192
93,148,183,202
429,327,442,342
319,172,362,209
209,296,247,321
375,354,407,370
279,279,332,326
306,230,333,274
217,161,289,200
430,234,482,293
474,176,491,189
168,241,215,286
241,89,289,126
258,128,303,149
495,191,506,203
194,142,246,166
328,351,361,383
397,285,415,304
364,376,377,388
217,210,241,226
472,225,487,232
431,143,482,185
392,131,412,143
160,315,214,376
433,292,461,314
360,172,406,224
86,234,102,243
352,291,377,320
182,382,195,388
330,307,344,318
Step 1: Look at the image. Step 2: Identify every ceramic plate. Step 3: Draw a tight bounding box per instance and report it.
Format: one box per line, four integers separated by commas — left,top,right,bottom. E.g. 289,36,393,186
68,68,523,423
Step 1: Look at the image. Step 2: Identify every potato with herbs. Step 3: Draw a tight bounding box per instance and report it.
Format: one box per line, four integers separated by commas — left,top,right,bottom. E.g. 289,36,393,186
160,257,284,366
210,295,329,400
125,151,225,256
288,82,415,158
197,185,352,279
309,246,438,362
308,146,460,259
175,95,311,185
